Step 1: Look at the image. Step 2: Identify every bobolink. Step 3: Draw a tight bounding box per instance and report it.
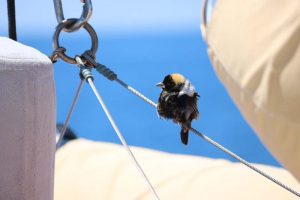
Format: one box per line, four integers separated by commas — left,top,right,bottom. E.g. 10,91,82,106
156,73,199,145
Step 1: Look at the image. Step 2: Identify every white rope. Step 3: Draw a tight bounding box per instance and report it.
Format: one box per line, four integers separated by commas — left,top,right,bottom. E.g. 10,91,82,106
87,78,160,200
56,79,84,150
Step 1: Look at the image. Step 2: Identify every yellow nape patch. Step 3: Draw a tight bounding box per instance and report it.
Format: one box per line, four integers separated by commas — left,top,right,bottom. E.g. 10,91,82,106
171,73,185,85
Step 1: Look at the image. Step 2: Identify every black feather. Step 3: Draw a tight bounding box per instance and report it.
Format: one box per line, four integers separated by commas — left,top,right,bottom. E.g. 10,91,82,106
180,127,189,145
157,74,199,146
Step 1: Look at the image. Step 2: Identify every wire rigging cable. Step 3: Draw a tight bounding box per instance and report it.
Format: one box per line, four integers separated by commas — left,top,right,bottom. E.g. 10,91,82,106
51,2,160,199
53,32,300,199
76,57,160,200
50,0,300,198
84,56,300,197
56,79,84,150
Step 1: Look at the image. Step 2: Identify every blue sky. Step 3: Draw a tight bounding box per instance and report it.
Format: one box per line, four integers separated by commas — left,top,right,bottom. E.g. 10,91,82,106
0,0,203,35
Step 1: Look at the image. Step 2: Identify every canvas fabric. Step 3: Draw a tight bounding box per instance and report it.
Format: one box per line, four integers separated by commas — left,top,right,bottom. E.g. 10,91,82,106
54,140,300,200
202,0,300,181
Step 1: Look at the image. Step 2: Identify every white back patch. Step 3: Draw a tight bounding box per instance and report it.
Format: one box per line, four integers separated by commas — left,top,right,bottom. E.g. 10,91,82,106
178,80,196,97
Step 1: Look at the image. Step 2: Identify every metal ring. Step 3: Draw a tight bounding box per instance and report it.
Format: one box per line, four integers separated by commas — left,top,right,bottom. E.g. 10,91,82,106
53,0,92,32
52,18,98,64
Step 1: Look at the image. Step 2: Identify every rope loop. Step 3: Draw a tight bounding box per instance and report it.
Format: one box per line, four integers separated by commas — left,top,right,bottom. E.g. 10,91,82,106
52,18,98,64
49,47,66,63
53,0,92,32
81,50,96,67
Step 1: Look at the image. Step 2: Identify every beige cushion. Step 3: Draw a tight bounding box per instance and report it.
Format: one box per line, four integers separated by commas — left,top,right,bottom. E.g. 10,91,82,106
55,140,300,200
203,0,300,181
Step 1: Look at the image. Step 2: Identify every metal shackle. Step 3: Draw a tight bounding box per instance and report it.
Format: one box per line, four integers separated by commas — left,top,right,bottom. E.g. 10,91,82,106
53,0,92,32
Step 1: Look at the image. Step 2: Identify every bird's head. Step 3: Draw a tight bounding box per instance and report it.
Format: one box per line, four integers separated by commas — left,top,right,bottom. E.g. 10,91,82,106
156,73,185,91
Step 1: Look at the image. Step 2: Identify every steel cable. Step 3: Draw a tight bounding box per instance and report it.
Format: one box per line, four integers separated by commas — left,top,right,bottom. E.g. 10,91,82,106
76,57,160,200
56,79,84,150
80,51,300,197
87,78,160,200
114,77,300,198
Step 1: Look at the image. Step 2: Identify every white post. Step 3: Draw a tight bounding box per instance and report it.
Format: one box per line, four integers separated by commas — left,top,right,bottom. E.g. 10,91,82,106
0,37,56,200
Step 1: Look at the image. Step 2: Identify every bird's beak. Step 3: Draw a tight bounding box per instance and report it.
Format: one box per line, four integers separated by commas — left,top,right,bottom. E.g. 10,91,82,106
156,82,164,88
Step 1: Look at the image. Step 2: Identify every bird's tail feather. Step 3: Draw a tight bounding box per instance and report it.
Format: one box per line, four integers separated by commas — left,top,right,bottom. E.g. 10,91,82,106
180,126,189,145
180,121,191,145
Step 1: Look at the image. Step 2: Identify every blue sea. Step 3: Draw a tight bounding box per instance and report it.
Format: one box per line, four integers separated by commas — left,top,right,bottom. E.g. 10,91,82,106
18,30,279,167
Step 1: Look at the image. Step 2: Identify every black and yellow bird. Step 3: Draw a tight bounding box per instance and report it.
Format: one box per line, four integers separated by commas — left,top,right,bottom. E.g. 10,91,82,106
156,73,199,145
